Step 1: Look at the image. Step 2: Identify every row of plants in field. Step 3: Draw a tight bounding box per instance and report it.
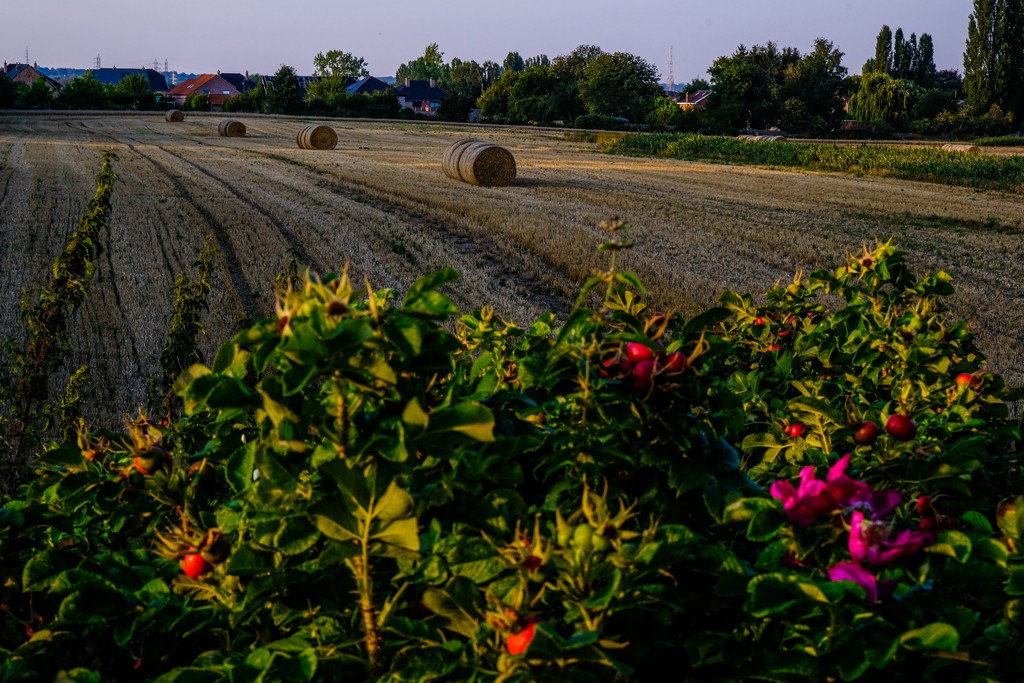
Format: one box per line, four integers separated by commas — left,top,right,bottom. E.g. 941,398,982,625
0,162,1022,682
609,133,1024,192
973,135,1024,147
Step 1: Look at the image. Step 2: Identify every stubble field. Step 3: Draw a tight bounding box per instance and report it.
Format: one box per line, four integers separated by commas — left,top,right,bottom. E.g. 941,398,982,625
1,112,1022,425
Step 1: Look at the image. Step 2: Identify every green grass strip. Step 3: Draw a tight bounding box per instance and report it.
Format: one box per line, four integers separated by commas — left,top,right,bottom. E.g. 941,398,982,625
608,133,1024,192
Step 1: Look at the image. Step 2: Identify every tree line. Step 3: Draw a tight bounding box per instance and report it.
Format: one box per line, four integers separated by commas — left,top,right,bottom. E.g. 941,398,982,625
4,0,1024,137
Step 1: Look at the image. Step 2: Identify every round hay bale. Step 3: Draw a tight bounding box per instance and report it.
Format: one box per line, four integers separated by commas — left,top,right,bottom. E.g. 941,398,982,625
218,119,246,137
165,109,184,122
442,139,480,180
764,135,788,142
941,143,980,154
297,124,337,150
456,142,517,187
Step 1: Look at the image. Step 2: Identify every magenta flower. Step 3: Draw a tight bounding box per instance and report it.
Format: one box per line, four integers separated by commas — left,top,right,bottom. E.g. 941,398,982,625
849,511,934,565
770,455,901,527
828,561,878,604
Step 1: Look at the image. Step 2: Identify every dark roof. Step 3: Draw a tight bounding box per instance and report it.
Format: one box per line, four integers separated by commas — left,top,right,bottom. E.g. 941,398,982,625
3,63,62,91
346,76,390,95
256,74,322,94
219,72,256,93
395,79,448,101
89,68,168,91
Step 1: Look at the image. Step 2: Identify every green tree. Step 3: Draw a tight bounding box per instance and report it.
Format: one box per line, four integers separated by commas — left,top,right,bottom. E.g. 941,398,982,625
684,77,711,93
395,43,447,83
707,46,778,129
111,74,154,109
780,38,848,132
869,24,893,74
0,72,17,108
55,72,108,110
848,71,918,126
552,44,604,81
508,65,557,122
448,59,484,99
645,95,683,127
964,0,1024,118
481,60,502,90
184,92,210,111
916,34,938,87
579,51,662,122
525,54,550,68
21,77,54,109
502,51,526,73
313,50,369,79
478,70,518,120
266,64,303,114
892,28,908,78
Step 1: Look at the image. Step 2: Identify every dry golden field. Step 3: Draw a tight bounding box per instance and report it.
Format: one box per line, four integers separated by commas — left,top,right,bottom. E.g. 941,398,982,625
1,112,1022,424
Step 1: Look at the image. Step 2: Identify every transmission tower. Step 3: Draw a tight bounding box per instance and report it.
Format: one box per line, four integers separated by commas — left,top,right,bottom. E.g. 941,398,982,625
164,59,169,73
154,58,160,70
24,47,29,64
94,54,101,69
667,46,674,92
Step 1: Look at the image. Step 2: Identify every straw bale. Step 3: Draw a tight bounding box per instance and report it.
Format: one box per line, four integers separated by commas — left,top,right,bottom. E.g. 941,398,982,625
165,110,184,123
442,139,480,180
297,124,337,150
456,142,517,187
941,143,980,154
218,119,247,137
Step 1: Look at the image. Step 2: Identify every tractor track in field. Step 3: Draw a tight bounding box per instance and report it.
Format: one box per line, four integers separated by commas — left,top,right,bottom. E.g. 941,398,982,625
256,149,573,318
155,145,325,275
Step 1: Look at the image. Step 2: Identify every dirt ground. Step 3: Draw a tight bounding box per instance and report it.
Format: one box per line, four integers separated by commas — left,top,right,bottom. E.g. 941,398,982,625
2,113,1022,424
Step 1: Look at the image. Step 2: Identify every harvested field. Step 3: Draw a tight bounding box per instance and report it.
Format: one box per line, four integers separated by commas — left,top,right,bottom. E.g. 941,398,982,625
2,112,1023,424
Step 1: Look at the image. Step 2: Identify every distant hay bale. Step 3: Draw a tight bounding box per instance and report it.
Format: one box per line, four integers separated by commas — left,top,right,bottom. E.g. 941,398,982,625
442,139,517,187
165,110,184,122
296,124,337,150
764,135,788,142
941,143,980,154
218,119,246,137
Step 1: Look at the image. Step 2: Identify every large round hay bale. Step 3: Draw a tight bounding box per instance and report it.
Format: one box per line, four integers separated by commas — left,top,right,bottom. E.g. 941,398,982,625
442,139,480,180
296,124,337,150
165,110,184,122
764,135,788,142
941,143,980,154
451,141,517,187
218,119,246,137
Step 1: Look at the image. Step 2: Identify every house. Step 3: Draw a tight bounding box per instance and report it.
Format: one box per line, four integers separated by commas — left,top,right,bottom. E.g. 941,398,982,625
165,73,248,108
346,76,391,95
395,79,448,115
219,72,257,94
677,89,711,111
2,62,61,93
255,74,323,99
90,68,168,92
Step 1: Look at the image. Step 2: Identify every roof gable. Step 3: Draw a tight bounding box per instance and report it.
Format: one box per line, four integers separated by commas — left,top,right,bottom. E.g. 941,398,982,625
395,79,448,100
346,76,390,95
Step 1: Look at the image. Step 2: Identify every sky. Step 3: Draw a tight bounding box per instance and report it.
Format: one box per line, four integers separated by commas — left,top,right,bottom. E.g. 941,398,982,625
2,0,975,81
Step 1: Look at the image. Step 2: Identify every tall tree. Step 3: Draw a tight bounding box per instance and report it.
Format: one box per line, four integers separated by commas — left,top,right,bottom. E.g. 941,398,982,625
781,38,848,131
481,61,503,90
312,50,369,80
916,34,938,87
0,72,18,108
395,44,447,83
266,64,302,114
552,45,604,81
502,52,526,73
963,0,1022,115
707,47,779,129
892,28,908,78
873,25,894,74
848,71,916,125
525,54,550,68
448,59,484,98
579,51,661,122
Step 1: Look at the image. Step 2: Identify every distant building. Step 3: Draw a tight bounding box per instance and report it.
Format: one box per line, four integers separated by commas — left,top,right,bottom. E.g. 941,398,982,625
254,74,323,99
2,62,61,92
678,89,711,111
395,79,448,115
166,73,251,108
346,76,391,95
90,68,168,92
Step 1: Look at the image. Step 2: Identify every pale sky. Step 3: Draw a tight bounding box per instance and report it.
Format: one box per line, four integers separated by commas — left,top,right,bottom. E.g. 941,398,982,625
2,0,974,80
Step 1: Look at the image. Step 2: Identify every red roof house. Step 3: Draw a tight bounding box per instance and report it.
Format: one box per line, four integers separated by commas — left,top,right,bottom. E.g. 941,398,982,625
165,73,244,108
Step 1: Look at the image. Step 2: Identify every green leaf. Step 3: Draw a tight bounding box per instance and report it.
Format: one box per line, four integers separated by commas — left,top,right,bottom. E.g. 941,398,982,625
372,517,421,556
745,573,830,618
309,499,360,542
1006,568,1024,597
582,568,622,609
899,623,960,652
375,480,416,521
23,549,74,592
446,537,503,584
683,306,732,336
960,510,993,534
403,269,459,316
422,587,479,638
227,544,278,576
402,398,430,430
57,586,131,623
423,402,495,442
226,441,256,493
273,517,321,556
925,530,972,562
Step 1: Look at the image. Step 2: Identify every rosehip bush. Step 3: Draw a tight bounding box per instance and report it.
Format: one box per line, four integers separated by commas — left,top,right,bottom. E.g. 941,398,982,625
0,205,1021,682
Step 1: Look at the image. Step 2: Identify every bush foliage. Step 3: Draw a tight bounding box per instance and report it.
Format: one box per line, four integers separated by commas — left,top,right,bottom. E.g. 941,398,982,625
0,165,1022,682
